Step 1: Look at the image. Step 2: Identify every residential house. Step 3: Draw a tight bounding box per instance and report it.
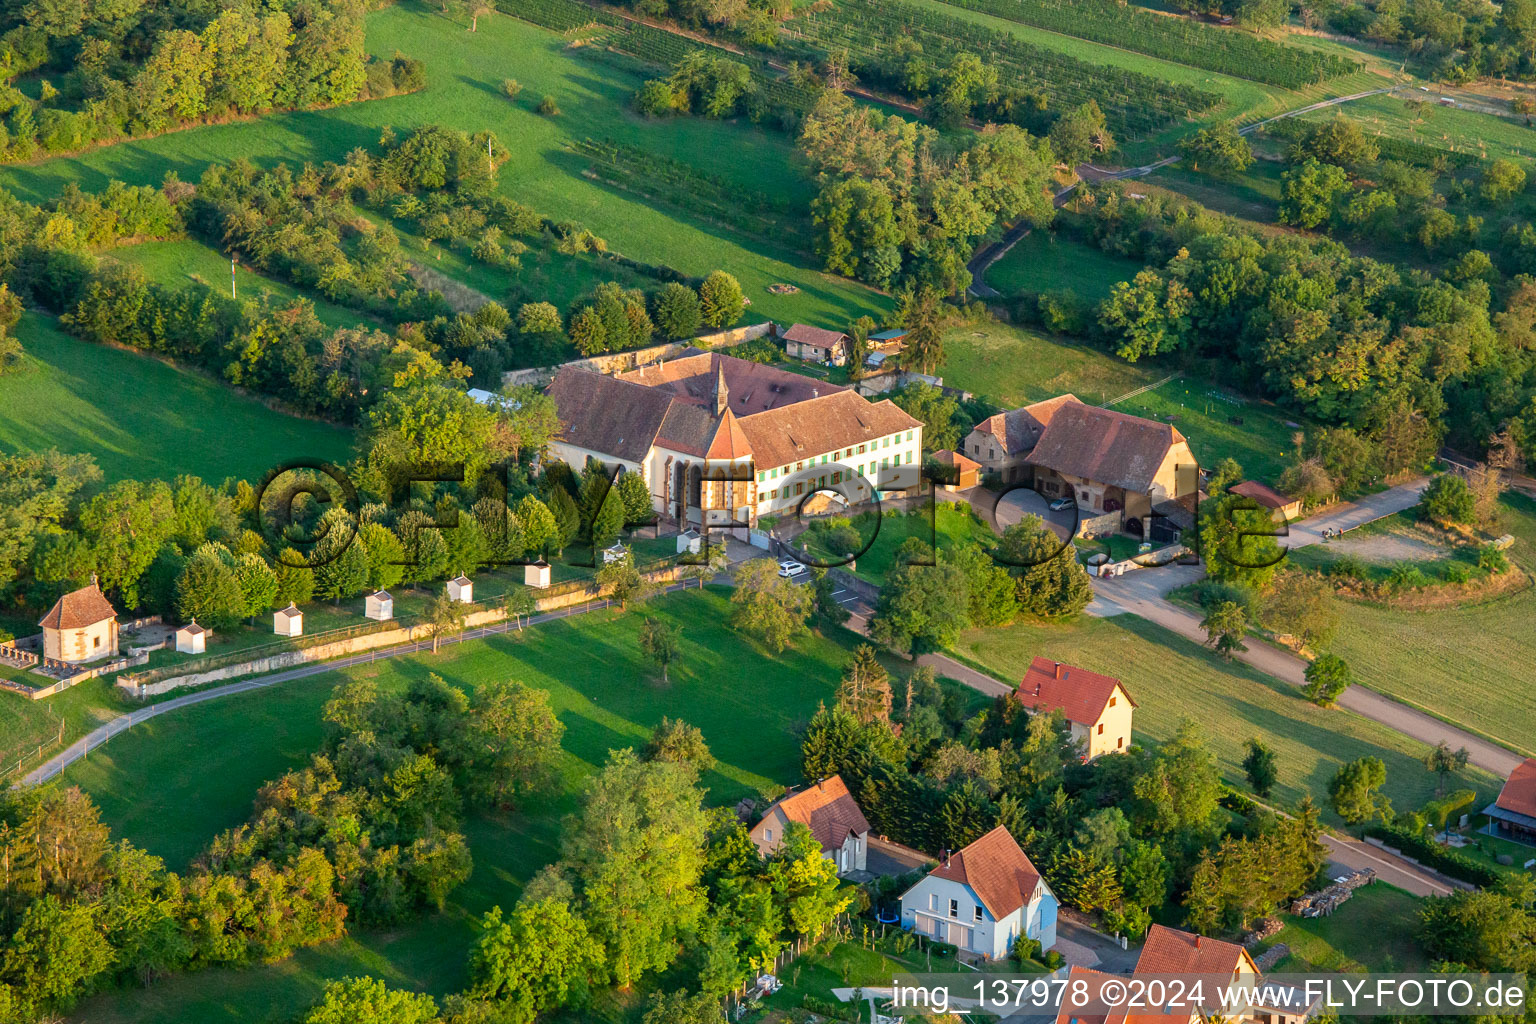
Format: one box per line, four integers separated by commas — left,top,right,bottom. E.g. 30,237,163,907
749,775,870,875
1230,480,1303,522
1015,656,1136,760
1483,757,1536,844
963,395,1198,540
782,324,849,366
900,825,1058,959
545,353,922,530
38,578,118,664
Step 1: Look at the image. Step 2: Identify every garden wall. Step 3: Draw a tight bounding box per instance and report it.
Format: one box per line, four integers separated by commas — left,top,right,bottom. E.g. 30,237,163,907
502,322,772,387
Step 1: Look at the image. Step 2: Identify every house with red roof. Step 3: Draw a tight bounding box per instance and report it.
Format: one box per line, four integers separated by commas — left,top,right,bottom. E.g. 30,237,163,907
781,323,850,366
899,825,1058,959
1016,657,1136,760
1483,757,1536,844
750,775,871,875
1230,480,1302,522
37,577,118,664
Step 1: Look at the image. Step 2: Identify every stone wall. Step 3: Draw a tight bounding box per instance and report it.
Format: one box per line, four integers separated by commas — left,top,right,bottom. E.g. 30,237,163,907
119,566,686,699
502,322,772,387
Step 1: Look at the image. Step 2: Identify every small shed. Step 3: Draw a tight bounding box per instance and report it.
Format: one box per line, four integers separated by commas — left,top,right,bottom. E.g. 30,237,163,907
524,560,551,589
447,574,473,603
930,449,981,491
174,619,208,654
365,590,393,621
676,529,702,555
274,603,303,637
602,544,628,565
1231,480,1302,522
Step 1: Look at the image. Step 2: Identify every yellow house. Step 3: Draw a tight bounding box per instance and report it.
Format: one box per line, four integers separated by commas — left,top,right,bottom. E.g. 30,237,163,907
38,578,119,664
1014,657,1136,760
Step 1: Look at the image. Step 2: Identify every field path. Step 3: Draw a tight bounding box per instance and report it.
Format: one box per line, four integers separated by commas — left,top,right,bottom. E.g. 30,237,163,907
22,580,700,787
968,85,1408,297
1086,478,1525,778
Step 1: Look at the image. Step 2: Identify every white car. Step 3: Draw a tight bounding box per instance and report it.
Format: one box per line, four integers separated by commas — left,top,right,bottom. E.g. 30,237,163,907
1049,497,1076,512
777,560,806,578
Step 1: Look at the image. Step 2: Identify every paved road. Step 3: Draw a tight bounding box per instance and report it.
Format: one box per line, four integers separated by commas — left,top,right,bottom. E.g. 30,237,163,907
1087,478,1525,778
1322,835,1455,897
24,581,702,787
967,85,1407,297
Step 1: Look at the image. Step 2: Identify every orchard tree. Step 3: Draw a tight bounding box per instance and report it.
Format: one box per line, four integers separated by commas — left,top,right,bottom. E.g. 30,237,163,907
1423,740,1471,797
1201,601,1248,659
639,617,683,684
1303,653,1352,707
729,558,812,652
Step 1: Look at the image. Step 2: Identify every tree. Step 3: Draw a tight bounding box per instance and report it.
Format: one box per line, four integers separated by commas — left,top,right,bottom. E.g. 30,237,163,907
616,471,654,526
1199,600,1248,659
1279,158,1350,229
729,558,812,652
639,617,682,684
597,555,647,611
643,717,713,776
427,592,465,654
2,895,113,1014
1097,269,1191,361
1259,573,1338,650
1133,719,1222,836
1302,653,1352,707
358,522,406,591
517,495,558,557
1329,756,1391,825
766,821,852,937
1423,740,1470,797
0,285,24,374
890,381,962,450
547,486,581,555
1418,884,1536,973
1422,473,1476,526
233,553,280,622
469,900,604,1019
836,644,892,725
562,750,709,989
313,513,369,604
274,547,316,606
642,990,726,1024
1481,159,1527,202
899,287,945,371
1242,738,1278,798
300,977,438,1024
176,550,245,630
698,271,744,329
569,306,608,356
653,283,702,340
870,558,970,655
1049,100,1113,167
462,680,564,807
1177,122,1252,177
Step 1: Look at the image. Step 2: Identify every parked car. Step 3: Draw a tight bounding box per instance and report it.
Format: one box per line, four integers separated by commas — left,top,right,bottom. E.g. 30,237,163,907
1049,497,1076,512
777,560,806,578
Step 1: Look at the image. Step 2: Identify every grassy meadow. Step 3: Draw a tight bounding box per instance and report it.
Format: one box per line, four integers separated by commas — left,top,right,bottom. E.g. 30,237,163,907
940,320,1161,408
797,504,998,585
0,2,887,329
0,313,355,484
953,612,1495,823
60,588,872,1023
1109,377,1304,483
1323,493,1536,755
986,230,1145,303
1267,882,1429,973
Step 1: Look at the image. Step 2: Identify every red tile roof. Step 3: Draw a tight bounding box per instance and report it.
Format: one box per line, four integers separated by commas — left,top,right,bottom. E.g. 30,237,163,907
1495,758,1536,819
738,390,920,470
974,395,1080,457
38,582,117,630
1230,480,1294,510
1027,402,1187,494
930,825,1042,920
932,449,982,472
761,775,870,853
1015,656,1135,728
1135,924,1255,978
782,323,848,352
705,408,752,459
1055,967,1120,1024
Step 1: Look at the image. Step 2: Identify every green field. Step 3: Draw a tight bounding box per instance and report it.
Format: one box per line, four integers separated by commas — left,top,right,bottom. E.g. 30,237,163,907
953,613,1495,823
0,3,887,330
1324,493,1536,755
0,313,355,484
1293,92,1536,164
797,504,998,585
1267,882,1429,973
986,230,1145,303
61,588,871,1023
110,240,378,331
940,321,1161,409
1109,378,1304,483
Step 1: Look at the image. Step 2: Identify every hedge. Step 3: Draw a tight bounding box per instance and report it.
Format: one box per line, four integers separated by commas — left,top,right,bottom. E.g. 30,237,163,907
1367,823,1500,887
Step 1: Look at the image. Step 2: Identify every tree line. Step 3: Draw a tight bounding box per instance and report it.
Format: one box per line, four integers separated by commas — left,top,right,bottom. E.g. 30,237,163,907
0,0,423,163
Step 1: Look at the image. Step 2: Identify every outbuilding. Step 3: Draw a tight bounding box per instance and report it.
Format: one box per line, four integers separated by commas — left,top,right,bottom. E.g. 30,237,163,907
274,603,303,637
38,577,119,664
1230,480,1303,522
524,560,551,588
174,620,208,654
365,590,393,621
447,575,474,603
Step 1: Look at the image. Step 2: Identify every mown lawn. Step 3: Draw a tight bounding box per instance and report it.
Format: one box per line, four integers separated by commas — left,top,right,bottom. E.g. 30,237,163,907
62,587,870,1024
798,504,997,585
109,240,376,331
986,230,1144,303
1109,377,1305,483
1293,91,1536,164
940,321,1160,409
0,2,887,329
953,613,1495,824
0,313,355,484
1324,493,1536,755
1266,882,1429,973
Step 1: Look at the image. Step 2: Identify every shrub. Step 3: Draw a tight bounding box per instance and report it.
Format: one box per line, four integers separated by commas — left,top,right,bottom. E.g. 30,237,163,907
501,78,522,100
1422,473,1476,526
1442,562,1471,584
1044,950,1065,969
1327,553,1366,580
1478,544,1509,574
1421,789,1477,830
1013,935,1041,965
1366,823,1499,887
537,95,560,116
634,79,675,117
1190,578,1255,612
1386,563,1431,591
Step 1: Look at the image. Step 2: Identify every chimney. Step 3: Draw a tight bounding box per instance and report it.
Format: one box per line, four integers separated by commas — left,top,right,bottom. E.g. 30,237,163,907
812,388,819,398
1054,662,1064,680
942,849,951,868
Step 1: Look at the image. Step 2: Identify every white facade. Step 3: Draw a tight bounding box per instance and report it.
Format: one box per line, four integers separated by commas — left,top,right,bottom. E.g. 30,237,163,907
524,560,551,588
754,427,924,517
365,591,393,621
274,605,303,637
899,875,1057,960
447,576,473,603
174,622,207,654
